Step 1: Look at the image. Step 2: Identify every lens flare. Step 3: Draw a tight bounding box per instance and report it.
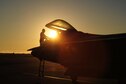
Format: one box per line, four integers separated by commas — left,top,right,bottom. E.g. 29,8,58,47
48,30,58,38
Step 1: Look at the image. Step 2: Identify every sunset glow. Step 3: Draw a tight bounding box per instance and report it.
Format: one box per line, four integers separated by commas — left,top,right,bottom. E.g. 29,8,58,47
48,30,58,39
0,0,126,53
51,25,67,31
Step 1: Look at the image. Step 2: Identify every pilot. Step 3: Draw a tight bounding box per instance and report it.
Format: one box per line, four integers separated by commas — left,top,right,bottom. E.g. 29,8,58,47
40,28,47,46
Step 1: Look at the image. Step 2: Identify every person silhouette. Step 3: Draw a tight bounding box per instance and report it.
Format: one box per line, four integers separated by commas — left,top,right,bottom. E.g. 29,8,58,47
40,29,47,46
39,28,47,82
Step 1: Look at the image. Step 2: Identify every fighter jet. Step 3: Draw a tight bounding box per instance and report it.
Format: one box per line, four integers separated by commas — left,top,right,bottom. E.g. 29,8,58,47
28,19,126,84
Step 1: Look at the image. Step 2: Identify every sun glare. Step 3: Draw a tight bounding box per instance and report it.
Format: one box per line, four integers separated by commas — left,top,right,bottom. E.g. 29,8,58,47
48,30,58,38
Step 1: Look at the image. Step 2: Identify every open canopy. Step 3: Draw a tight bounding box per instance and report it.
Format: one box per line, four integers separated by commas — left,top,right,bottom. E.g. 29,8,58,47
45,19,77,31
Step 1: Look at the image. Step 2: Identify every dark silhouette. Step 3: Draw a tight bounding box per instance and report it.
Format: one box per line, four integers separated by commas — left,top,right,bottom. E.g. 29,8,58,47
28,19,126,84
37,28,47,83
40,29,47,46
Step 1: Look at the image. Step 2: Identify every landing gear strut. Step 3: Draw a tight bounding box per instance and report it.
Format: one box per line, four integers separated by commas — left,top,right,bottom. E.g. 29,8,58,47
38,59,45,84
70,75,79,84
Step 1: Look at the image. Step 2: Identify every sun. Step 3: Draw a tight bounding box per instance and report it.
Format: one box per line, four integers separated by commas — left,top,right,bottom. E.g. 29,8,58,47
48,30,58,38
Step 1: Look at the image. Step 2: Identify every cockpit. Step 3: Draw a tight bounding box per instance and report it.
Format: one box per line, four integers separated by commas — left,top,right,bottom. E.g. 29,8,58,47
46,19,77,32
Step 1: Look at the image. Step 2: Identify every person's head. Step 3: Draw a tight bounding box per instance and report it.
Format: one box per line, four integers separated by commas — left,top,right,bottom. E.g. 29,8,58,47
42,29,45,33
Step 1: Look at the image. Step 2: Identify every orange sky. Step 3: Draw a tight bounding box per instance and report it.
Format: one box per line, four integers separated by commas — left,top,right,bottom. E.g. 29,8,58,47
0,0,126,53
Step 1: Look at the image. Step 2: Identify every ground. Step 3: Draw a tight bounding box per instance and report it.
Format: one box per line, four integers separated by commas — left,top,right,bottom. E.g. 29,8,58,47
0,53,120,84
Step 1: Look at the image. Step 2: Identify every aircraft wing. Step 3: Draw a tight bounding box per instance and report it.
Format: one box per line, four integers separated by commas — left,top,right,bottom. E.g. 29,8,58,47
27,46,40,51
